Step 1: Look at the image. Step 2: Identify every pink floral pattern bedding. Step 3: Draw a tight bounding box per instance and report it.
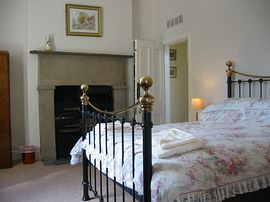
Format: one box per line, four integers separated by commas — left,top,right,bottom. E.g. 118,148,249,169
71,117,270,202
149,119,270,201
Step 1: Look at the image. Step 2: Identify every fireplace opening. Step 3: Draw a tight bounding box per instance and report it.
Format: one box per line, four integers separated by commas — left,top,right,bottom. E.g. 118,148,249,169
54,85,113,159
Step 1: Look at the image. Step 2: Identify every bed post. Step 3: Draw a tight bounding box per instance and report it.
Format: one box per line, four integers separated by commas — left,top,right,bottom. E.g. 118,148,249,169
226,61,233,98
80,84,90,201
139,76,154,202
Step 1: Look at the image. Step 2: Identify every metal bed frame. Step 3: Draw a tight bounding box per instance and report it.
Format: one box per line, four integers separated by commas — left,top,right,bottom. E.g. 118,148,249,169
78,62,270,202
80,76,154,202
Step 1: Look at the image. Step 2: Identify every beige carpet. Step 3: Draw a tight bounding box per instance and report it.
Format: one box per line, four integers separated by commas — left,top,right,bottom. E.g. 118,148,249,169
0,161,136,202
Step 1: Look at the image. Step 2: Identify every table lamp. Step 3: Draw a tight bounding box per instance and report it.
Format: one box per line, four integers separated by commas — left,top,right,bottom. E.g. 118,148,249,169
190,98,205,121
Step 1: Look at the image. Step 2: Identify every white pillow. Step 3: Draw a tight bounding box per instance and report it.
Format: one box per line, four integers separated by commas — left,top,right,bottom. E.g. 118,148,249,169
199,98,258,123
244,109,270,119
250,98,270,109
199,109,244,123
203,98,258,112
243,98,270,120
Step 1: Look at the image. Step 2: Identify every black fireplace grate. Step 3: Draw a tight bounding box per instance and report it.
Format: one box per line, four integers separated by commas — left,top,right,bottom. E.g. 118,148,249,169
54,85,113,159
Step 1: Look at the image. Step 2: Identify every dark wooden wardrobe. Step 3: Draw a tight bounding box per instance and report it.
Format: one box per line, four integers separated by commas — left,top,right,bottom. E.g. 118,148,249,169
0,51,12,168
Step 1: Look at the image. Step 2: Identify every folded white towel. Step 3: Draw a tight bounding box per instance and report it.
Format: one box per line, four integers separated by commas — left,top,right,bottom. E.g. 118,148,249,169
159,128,199,150
156,140,203,159
150,128,203,159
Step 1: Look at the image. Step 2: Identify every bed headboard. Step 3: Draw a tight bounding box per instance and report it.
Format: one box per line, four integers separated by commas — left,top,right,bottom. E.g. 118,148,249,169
226,61,270,98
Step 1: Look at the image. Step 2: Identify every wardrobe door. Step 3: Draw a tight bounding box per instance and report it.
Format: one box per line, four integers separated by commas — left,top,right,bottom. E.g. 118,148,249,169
0,51,12,168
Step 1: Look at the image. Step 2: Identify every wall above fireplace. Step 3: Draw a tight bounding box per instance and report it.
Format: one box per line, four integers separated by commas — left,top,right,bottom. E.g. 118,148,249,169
30,50,133,161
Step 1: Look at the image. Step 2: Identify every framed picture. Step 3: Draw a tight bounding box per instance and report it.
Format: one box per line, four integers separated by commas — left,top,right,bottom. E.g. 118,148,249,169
170,49,176,60
170,67,177,78
66,4,102,37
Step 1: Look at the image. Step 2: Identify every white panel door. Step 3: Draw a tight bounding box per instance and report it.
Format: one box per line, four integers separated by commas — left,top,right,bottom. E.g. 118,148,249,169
134,39,165,124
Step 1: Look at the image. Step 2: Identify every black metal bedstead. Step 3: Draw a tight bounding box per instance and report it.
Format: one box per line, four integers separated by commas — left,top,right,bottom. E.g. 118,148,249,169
79,62,270,202
80,76,154,202
226,60,270,98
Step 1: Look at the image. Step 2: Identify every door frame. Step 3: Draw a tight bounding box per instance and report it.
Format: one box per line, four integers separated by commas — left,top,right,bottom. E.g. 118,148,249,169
163,33,191,123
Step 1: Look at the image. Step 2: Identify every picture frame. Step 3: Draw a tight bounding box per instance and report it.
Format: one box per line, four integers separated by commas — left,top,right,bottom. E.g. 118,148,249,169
170,67,177,78
170,49,176,60
66,4,102,37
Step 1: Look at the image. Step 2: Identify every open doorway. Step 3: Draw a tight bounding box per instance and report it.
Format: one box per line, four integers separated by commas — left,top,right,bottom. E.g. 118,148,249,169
165,39,189,123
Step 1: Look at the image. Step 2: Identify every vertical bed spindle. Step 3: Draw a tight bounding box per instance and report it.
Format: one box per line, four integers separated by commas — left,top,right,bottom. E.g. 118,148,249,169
248,79,252,97
131,119,136,202
88,117,93,193
93,122,98,196
121,118,125,202
112,121,116,202
259,79,263,98
226,61,233,98
238,80,242,98
105,117,109,202
89,152,93,193
98,119,104,201
89,148,92,193
80,85,90,201
139,76,154,202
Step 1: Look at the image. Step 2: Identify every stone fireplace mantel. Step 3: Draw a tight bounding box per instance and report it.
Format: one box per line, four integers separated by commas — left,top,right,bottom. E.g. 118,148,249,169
30,50,133,58
31,50,133,161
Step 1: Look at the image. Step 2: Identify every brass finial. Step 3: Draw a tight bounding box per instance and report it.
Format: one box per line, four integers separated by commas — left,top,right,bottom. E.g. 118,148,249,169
140,76,153,91
226,60,233,77
139,76,154,112
226,61,233,69
80,84,89,106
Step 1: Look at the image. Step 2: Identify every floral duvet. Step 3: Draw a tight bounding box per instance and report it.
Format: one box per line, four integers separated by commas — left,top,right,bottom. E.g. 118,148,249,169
149,119,270,201
71,117,270,202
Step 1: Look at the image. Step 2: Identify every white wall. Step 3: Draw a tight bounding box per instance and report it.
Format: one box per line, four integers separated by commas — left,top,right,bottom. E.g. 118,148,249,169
1,0,132,157
27,0,132,54
26,0,132,149
132,0,154,40
0,0,27,159
134,0,270,107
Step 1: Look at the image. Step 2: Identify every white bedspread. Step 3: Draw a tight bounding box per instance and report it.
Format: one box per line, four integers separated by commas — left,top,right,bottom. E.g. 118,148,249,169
70,118,270,202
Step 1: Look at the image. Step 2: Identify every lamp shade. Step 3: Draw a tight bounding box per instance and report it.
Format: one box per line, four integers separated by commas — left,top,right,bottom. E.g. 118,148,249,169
190,98,205,110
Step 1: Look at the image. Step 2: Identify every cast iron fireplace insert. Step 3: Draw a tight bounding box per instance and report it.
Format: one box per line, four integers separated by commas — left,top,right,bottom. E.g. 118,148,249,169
54,85,113,159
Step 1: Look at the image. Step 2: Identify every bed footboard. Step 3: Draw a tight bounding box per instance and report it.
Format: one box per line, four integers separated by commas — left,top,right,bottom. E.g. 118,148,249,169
80,76,154,202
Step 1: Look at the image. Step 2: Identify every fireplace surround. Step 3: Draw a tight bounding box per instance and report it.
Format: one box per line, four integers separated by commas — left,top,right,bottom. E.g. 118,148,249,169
31,50,133,161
